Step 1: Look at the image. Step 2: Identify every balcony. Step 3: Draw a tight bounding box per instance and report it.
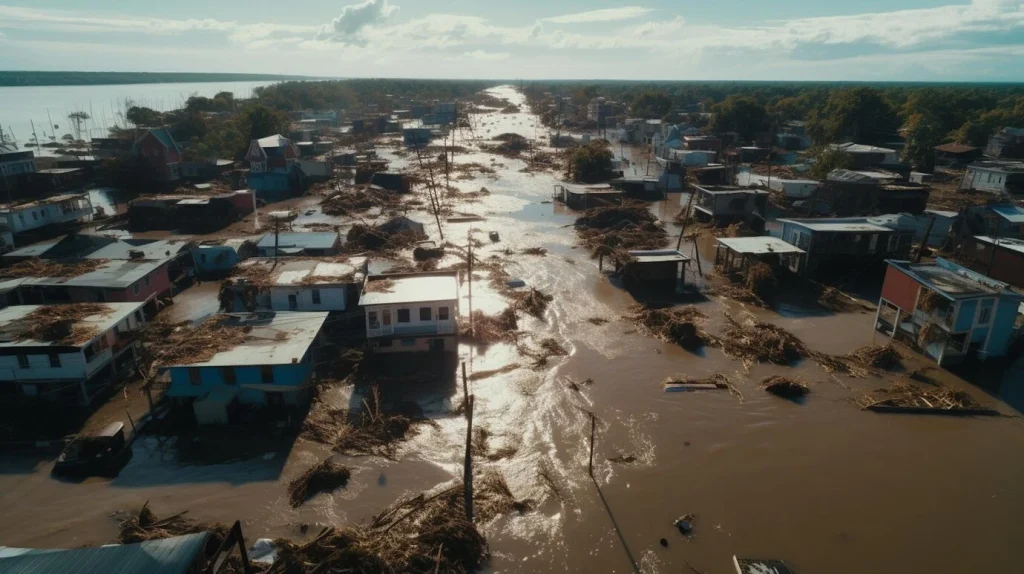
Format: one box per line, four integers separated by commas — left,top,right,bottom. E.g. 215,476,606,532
368,320,455,338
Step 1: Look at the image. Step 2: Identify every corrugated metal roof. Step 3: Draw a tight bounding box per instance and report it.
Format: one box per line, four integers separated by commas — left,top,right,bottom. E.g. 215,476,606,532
257,232,339,251
629,249,690,263
257,134,291,148
360,273,459,306
0,533,209,574
22,259,166,289
989,204,1024,223
237,257,366,286
168,312,328,368
717,237,806,255
0,302,145,348
974,236,1024,255
779,218,891,233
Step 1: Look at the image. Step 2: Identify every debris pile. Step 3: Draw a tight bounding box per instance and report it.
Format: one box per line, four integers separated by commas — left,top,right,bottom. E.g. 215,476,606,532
302,387,426,460
484,133,531,157
856,381,986,412
320,186,398,216
627,304,718,351
144,316,250,370
663,374,742,399
460,308,518,344
719,313,863,375
760,376,810,398
118,502,230,545
512,288,553,318
14,303,110,345
745,262,778,301
288,458,351,507
0,258,107,279
817,286,852,312
575,203,668,258
346,222,424,253
849,344,902,370
917,289,945,312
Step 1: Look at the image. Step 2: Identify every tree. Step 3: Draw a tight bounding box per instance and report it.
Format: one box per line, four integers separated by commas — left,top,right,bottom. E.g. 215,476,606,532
240,104,289,141
901,112,945,169
949,120,991,148
630,91,672,119
710,96,769,142
126,106,164,127
567,141,614,183
806,87,899,146
807,147,854,180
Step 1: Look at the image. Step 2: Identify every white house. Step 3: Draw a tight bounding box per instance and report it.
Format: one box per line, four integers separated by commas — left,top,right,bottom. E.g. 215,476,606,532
0,302,146,406
227,257,368,313
963,160,1024,196
0,193,93,236
359,271,459,353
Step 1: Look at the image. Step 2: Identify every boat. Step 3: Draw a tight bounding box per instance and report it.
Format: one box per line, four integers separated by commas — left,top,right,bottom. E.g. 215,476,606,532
52,421,133,478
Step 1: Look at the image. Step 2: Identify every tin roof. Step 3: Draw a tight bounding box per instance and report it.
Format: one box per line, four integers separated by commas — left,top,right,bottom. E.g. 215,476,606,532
171,312,329,368
238,257,367,286
974,236,1024,256
0,302,145,348
779,218,892,233
988,203,1024,223
934,143,978,154
22,259,166,289
716,237,806,255
257,232,339,251
0,533,209,574
629,249,690,263
0,193,89,212
360,272,459,306
886,259,1017,300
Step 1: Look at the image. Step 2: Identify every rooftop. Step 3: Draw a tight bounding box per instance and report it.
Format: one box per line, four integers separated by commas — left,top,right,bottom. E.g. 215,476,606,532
717,236,806,255
0,302,145,348
0,192,89,212
828,169,899,183
974,236,1024,256
22,258,167,289
257,134,291,149
696,185,765,195
831,142,896,154
987,203,1024,223
969,160,1024,172
238,257,367,286
174,311,329,368
934,143,979,154
257,232,340,253
360,272,459,306
628,249,690,264
0,532,210,574
780,218,892,233
887,258,1019,300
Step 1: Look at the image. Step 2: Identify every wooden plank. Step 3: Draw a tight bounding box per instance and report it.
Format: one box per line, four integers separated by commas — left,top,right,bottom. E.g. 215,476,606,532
866,405,1000,416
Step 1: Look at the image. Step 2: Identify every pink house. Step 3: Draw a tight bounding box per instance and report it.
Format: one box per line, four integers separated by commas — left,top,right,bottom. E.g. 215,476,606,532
133,128,184,182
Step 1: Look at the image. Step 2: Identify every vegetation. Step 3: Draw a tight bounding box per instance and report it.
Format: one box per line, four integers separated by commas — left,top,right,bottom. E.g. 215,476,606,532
629,90,673,119
807,146,854,179
0,71,309,87
254,79,497,111
806,87,900,146
710,95,770,141
566,140,615,183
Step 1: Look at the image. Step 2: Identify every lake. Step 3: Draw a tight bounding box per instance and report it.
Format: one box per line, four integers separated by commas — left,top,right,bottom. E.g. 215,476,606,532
0,80,274,145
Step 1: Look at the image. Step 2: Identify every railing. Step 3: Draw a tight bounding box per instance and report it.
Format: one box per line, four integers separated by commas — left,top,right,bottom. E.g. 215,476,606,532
367,321,455,338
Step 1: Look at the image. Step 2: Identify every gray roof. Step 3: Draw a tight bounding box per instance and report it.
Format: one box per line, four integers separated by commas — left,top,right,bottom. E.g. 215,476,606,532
988,204,1024,223
360,272,459,306
0,533,209,574
629,249,690,263
717,237,806,255
886,258,1021,301
257,232,339,251
974,236,1024,256
0,303,145,348
779,218,892,233
168,312,328,368
22,259,166,289
237,257,367,286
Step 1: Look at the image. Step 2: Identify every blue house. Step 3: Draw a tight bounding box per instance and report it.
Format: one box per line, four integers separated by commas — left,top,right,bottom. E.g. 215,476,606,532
876,258,1024,365
164,312,328,419
245,134,306,201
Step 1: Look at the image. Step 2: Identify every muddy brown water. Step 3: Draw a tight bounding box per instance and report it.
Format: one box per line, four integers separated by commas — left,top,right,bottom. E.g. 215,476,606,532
2,86,1024,574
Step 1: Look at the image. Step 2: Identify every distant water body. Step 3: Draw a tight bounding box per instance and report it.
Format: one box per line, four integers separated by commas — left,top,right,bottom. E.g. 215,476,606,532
0,80,274,145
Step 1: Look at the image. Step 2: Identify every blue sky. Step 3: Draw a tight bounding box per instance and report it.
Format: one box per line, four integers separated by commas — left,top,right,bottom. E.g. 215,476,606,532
0,0,1022,81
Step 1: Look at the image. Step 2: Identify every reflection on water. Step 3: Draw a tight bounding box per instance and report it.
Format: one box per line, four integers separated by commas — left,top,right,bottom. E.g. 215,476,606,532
2,85,1024,574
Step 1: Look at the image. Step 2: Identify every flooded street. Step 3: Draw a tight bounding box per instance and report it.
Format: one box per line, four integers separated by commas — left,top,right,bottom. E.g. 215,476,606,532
2,85,1024,573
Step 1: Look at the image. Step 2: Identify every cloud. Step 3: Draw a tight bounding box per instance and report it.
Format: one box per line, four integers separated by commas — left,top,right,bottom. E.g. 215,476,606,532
317,0,399,44
542,7,653,24
463,49,510,61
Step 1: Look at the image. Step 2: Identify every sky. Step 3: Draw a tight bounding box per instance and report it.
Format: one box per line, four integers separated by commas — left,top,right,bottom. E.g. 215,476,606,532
0,0,1022,82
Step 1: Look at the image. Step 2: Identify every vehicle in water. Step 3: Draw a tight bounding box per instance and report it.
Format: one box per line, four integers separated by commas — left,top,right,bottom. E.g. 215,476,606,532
51,422,133,478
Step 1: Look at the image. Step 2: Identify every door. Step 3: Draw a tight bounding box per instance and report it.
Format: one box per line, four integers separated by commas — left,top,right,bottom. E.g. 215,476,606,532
288,294,298,311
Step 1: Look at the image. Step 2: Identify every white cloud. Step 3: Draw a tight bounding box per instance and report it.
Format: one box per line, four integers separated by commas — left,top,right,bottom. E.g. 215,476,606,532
463,49,510,61
317,0,399,44
542,7,653,24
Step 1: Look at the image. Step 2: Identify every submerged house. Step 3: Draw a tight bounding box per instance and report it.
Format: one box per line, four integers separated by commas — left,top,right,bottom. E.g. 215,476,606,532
608,176,664,200
0,302,146,406
16,257,180,311
0,533,217,574
164,311,328,415
963,160,1024,196
0,193,93,244
616,250,689,290
962,203,1024,239
245,134,306,200
776,217,914,277
192,238,255,278
360,272,459,353
875,258,1024,365
256,232,341,257
691,185,768,231
553,184,623,210
223,257,368,314
714,236,806,275
127,190,254,232
403,127,433,147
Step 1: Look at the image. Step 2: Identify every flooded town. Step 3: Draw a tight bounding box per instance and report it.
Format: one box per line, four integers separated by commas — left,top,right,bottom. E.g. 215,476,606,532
2,4,1024,573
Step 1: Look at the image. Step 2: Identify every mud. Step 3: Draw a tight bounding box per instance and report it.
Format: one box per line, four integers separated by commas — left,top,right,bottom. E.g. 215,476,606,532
2,86,1024,574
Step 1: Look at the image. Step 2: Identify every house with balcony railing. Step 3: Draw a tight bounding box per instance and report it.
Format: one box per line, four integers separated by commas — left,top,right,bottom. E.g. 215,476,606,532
0,302,146,406
875,259,1024,365
359,271,459,353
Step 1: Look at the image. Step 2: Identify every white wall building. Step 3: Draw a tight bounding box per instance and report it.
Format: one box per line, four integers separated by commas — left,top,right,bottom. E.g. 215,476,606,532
228,258,367,313
0,193,93,235
359,272,459,353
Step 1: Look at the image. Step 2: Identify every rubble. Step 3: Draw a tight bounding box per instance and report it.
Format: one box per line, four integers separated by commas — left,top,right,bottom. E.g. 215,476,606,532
287,458,351,508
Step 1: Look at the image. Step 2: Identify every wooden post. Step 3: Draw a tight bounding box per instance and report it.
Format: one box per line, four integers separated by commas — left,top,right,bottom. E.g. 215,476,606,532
462,362,474,522
676,190,696,250
916,216,936,263
691,236,704,278
467,236,473,335
588,412,596,477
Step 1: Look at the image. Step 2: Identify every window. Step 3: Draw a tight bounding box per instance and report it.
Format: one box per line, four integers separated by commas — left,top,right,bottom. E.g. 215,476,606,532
188,368,202,385
16,354,29,369
113,325,120,336
979,300,994,326
144,275,151,287
368,311,380,329
222,367,236,385
31,211,37,221
48,353,61,368
420,307,432,321
382,309,392,326
887,234,899,252
311,289,321,304
397,309,410,323
400,338,416,347
135,310,143,323
288,294,298,311
261,365,274,383
133,283,141,296
438,306,450,321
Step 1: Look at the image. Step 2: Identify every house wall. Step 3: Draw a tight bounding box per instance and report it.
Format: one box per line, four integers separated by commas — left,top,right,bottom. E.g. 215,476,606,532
168,352,314,406
955,299,978,332
370,335,455,353
966,168,1010,193
961,238,1024,288
104,264,173,302
984,298,1020,357
193,246,239,276
364,300,458,343
880,266,921,311
270,285,348,312
5,196,92,234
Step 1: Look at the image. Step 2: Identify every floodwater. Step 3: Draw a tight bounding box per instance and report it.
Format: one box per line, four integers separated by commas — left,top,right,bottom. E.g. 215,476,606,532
2,86,1024,574
0,80,271,145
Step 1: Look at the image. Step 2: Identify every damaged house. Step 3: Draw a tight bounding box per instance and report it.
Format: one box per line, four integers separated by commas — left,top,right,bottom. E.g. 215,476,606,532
256,232,342,258
875,258,1023,365
0,302,146,406
245,134,306,200
360,271,459,353
776,217,914,277
222,257,368,315
0,193,93,245
127,190,254,232
690,185,768,231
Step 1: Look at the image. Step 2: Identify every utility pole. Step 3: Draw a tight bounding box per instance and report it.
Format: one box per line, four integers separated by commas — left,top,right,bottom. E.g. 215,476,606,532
461,362,474,522
30,119,39,148
676,190,697,250
467,234,473,335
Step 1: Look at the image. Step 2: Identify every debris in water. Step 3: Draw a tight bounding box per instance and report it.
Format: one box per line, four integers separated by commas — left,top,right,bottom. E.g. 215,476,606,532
513,287,553,319
627,304,718,351
663,374,742,399
848,344,902,370
118,502,230,545
760,376,811,398
460,308,518,344
468,363,521,381
720,313,864,376
587,317,610,325
288,458,351,507
674,514,695,535
856,381,997,415
520,247,548,256
302,387,428,460
607,453,636,464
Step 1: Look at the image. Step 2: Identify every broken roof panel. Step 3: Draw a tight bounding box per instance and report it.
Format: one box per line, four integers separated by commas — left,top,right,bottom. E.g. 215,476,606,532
0,532,210,574
171,311,328,368
0,302,145,347
257,232,339,251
